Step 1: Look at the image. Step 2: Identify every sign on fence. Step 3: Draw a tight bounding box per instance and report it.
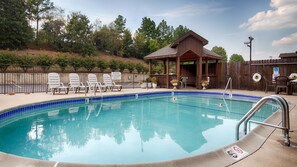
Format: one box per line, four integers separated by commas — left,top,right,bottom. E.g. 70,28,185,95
111,72,121,80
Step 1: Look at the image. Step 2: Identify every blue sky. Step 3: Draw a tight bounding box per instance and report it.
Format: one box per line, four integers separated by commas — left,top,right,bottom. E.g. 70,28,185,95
51,0,297,60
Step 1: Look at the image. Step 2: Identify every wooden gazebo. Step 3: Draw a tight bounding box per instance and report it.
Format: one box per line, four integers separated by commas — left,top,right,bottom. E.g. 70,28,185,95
144,31,222,89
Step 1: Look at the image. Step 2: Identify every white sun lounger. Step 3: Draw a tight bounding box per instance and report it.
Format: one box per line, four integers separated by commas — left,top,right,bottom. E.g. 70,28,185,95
103,74,122,91
46,72,69,95
69,73,87,93
87,74,107,95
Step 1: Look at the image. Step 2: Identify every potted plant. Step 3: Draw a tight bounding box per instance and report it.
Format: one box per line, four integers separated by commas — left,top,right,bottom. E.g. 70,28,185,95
151,77,157,89
201,80,209,90
170,79,179,89
146,77,152,88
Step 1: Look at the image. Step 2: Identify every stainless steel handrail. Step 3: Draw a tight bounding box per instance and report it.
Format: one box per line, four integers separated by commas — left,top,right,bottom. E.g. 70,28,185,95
223,77,232,98
235,95,290,146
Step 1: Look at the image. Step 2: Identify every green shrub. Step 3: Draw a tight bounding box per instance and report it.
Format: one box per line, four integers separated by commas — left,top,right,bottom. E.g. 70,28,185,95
119,62,127,72
36,54,53,72
109,59,119,71
16,54,35,72
83,57,96,72
69,56,82,72
126,62,135,72
135,63,144,73
0,53,16,72
54,54,68,71
97,59,108,70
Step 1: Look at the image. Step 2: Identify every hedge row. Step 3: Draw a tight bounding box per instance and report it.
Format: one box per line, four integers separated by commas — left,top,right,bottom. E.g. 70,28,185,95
0,53,149,73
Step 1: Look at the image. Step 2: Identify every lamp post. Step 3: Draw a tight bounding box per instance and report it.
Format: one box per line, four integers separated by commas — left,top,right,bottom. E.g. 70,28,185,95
244,36,254,87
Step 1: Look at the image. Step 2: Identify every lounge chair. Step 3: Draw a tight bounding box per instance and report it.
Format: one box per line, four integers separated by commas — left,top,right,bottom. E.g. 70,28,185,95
69,73,87,93
103,74,122,91
46,72,69,95
87,74,107,94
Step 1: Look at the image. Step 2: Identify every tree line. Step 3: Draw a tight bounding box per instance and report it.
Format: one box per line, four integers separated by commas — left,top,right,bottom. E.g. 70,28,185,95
0,0,190,59
0,0,244,62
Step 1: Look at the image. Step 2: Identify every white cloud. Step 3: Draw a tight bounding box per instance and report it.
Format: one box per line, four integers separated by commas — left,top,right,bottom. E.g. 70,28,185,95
155,3,228,18
240,0,297,31
272,32,297,46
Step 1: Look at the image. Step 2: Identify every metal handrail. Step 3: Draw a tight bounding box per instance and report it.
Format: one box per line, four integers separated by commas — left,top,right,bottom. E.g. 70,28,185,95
235,95,290,146
223,77,232,98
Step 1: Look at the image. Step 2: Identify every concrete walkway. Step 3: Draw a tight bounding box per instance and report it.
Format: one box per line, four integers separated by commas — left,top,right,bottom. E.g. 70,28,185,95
0,89,297,167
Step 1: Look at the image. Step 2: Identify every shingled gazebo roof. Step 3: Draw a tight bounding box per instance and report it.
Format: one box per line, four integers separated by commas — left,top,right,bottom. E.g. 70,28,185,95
144,31,222,60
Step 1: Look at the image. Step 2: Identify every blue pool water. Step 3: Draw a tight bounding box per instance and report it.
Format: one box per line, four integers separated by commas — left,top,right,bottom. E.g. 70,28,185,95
0,92,279,164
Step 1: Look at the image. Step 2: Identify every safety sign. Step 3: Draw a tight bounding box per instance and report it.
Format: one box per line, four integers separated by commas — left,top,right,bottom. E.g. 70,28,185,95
225,145,248,160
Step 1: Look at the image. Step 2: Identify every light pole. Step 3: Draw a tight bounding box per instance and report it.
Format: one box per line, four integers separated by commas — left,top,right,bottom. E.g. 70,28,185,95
244,36,254,87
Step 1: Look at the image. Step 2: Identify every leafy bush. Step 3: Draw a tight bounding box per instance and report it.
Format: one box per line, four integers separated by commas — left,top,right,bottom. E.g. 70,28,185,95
126,62,135,72
135,63,144,73
0,53,16,72
54,54,68,71
69,56,82,72
36,54,53,72
97,59,108,70
83,57,96,72
109,59,119,71
16,54,35,72
119,62,127,72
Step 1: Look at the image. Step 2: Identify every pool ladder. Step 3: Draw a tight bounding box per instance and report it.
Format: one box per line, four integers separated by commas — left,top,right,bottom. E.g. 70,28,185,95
235,95,290,146
223,77,232,98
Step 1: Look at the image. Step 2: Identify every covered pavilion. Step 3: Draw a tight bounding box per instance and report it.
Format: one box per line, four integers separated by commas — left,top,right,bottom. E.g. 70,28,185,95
144,31,223,89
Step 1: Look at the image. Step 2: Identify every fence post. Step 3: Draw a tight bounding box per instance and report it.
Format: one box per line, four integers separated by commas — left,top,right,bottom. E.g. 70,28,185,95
32,67,35,93
4,72,6,95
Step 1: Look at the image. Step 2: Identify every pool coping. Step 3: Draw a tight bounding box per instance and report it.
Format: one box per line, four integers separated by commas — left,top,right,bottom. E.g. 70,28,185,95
0,90,292,167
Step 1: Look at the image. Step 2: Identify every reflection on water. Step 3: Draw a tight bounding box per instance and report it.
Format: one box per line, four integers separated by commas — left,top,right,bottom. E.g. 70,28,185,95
0,95,278,164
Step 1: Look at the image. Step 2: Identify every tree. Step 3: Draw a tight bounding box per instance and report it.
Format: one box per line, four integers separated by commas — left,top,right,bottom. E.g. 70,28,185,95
157,20,173,46
65,12,95,55
92,25,122,55
113,15,126,37
229,53,244,62
121,29,133,57
211,46,228,62
39,19,65,48
138,17,157,39
173,25,190,40
0,0,34,49
26,0,55,44
132,32,148,59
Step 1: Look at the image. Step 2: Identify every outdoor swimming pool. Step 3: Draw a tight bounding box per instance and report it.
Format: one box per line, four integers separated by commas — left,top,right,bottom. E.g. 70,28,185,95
0,92,279,164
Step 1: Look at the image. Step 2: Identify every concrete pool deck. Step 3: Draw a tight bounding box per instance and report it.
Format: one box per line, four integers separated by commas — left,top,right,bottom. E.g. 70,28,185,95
0,89,297,167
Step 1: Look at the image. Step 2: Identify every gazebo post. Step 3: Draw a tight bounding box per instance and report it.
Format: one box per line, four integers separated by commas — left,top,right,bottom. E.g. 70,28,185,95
205,59,209,80
215,60,219,88
176,56,180,80
148,60,152,75
196,56,202,89
166,58,169,88
163,60,166,74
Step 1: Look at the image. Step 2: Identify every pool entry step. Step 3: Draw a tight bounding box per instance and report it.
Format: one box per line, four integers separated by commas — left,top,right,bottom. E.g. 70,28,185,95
235,95,290,146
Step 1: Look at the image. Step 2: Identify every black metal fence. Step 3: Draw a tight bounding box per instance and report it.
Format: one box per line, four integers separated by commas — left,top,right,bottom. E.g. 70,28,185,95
0,65,148,94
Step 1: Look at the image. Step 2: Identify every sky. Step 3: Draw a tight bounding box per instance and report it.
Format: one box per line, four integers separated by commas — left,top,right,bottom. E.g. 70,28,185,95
51,0,297,60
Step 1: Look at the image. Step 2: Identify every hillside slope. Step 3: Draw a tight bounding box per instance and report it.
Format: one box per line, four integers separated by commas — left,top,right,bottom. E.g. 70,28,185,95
6,49,147,66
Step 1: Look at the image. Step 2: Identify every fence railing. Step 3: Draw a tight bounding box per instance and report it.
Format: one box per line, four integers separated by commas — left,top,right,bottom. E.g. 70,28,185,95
0,66,149,94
